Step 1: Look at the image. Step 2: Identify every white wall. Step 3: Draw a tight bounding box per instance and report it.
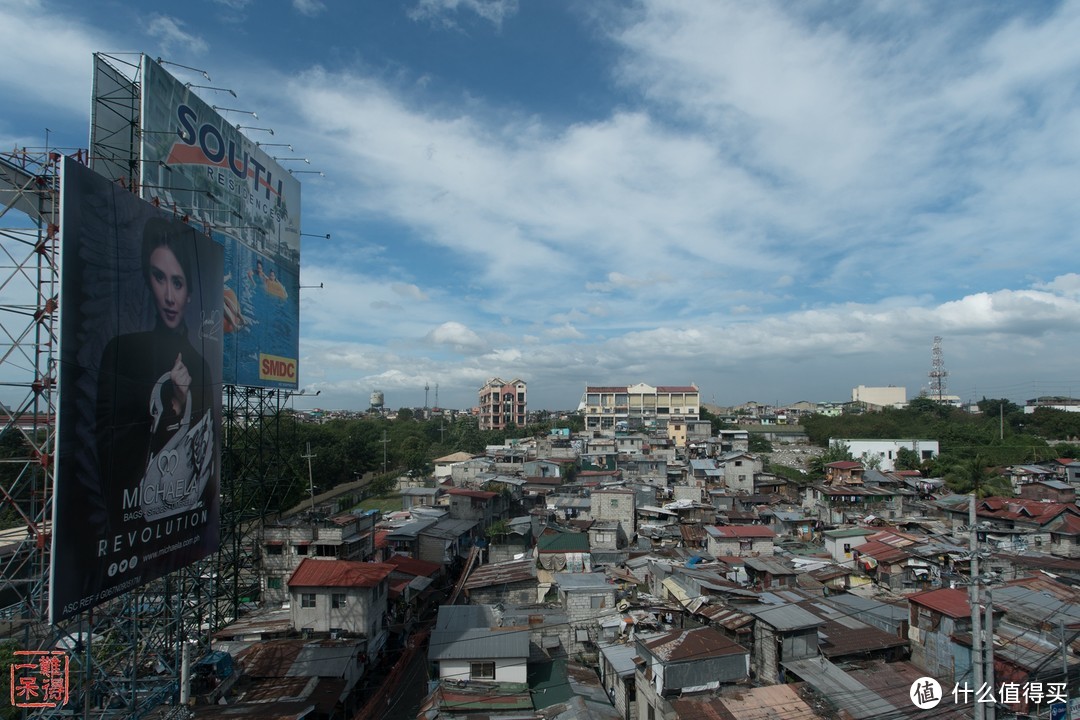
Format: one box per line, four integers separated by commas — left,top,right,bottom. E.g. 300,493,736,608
438,658,528,684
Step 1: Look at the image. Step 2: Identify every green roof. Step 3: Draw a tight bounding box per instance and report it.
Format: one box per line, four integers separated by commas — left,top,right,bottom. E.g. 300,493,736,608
537,532,590,553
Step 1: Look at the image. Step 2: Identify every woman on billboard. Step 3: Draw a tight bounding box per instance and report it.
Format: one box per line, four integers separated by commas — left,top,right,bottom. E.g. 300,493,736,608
96,216,216,551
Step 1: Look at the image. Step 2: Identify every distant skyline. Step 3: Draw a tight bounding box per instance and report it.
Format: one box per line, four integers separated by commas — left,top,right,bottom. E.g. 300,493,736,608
4,1,1080,411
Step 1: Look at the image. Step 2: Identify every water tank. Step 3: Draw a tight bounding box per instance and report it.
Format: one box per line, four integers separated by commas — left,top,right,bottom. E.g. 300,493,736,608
370,390,384,408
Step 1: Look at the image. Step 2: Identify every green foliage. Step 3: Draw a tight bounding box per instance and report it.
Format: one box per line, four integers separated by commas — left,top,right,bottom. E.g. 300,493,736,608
894,446,922,471
486,519,510,539
748,433,772,453
0,640,18,720
800,400,1068,479
700,406,730,435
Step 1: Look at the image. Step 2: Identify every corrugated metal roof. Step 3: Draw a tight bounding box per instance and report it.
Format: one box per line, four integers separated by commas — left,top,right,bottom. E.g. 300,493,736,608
908,587,970,618
598,642,639,677
640,627,747,663
555,572,612,591
747,603,823,631
463,558,537,589
287,559,394,588
783,656,898,720
707,525,776,539
428,605,530,661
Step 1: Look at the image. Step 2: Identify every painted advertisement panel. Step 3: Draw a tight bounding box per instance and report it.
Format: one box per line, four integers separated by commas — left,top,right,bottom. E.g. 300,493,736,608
139,56,300,388
52,158,223,622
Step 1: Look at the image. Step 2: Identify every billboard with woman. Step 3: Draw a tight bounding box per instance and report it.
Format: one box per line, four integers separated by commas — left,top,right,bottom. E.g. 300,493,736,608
52,158,222,622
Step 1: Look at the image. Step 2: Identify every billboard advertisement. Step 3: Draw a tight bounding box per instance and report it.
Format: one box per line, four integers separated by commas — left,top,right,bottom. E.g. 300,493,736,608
139,55,300,388
52,157,222,622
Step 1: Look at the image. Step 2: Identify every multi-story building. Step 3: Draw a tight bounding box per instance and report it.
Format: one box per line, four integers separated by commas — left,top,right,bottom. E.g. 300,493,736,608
579,383,700,433
477,377,527,431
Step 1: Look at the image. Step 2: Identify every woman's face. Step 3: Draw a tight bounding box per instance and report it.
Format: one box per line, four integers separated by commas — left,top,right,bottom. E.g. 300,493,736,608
149,245,189,329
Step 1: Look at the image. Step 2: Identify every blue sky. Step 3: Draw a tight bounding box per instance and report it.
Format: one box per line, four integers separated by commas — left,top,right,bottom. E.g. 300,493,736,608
4,0,1080,411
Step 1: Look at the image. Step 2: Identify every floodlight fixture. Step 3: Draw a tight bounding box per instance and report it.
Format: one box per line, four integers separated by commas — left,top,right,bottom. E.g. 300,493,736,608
186,84,236,97
157,58,210,81
214,106,257,119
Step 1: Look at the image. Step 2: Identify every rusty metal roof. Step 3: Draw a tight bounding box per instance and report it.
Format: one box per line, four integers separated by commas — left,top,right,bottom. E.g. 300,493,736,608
287,558,394,588
640,626,747,662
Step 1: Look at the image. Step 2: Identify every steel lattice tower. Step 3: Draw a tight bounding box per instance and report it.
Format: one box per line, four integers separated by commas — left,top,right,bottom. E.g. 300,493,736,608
929,335,948,402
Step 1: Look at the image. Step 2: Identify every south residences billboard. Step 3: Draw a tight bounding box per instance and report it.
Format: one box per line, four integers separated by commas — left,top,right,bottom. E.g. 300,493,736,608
52,158,222,622
139,56,300,388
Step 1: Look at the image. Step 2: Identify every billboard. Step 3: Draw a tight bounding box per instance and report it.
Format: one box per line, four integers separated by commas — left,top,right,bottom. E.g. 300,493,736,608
52,158,223,622
86,55,302,388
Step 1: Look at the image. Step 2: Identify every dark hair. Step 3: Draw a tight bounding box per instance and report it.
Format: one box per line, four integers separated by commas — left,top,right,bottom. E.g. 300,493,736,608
141,217,198,288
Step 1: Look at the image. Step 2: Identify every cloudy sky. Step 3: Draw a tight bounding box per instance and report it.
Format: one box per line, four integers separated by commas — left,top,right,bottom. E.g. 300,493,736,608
3,0,1080,411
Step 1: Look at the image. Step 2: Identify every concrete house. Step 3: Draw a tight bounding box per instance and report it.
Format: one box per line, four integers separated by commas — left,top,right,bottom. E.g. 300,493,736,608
746,603,822,685
287,558,394,660
907,588,973,684
598,641,638,720
704,525,776,557
428,604,530,684
634,627,749,720
591,487,637,537
261,512,379,606
554,572,617,654
462,558,539,606
822,527,874,564
718,452,762,494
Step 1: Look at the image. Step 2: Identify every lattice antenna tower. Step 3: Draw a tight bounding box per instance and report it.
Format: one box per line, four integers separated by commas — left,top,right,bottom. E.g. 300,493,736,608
929,336,948,401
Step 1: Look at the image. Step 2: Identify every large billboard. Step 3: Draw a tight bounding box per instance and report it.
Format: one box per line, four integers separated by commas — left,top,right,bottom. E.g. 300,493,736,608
88,54,301,388
52,158,223,622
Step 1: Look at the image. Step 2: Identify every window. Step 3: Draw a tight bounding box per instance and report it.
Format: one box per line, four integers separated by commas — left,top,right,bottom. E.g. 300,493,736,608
265,544,283,555
301,593,316,608
591,595,606,609
735,460,743,467
332,593,347,609
610,499,619,509
296,544,308,556
843,543,852,554
470,662,496,680
267,576,283,590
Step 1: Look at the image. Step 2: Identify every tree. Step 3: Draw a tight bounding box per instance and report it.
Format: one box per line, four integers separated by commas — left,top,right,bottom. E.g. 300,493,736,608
395,407,415,422
895,446,922,471
748,433,772,453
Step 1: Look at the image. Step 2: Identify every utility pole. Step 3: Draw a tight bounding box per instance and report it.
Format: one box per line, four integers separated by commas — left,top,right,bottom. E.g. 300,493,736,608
302,442,316,515
984,585,995,720
970,493,985,720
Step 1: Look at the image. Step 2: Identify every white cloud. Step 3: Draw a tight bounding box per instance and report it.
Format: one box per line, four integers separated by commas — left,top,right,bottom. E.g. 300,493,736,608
426,321,486,353
408,0,519,29
145,15,209,55
391,282,429,301
292,0,326,17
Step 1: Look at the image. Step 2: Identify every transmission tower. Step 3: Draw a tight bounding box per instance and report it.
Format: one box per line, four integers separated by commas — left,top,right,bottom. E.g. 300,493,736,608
929,336,949,402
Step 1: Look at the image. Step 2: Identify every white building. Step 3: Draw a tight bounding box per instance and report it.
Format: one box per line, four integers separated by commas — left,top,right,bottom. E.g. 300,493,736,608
832,438,939,472
851,385,906,409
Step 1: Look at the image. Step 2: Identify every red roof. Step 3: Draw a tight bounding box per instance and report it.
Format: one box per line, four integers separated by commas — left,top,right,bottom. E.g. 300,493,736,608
385,555,442,578
288,558,394,588
976,497,1079,525
374,530,389,549
856,540,910,564
826,461,864,470
908,588,970,619
710,525,776,539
